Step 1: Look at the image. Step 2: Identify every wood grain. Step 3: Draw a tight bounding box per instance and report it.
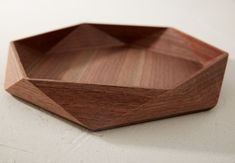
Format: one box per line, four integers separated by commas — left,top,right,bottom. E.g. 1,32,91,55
5,23,228,130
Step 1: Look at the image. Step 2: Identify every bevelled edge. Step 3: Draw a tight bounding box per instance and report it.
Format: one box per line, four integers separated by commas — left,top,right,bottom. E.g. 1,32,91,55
4,43,26,90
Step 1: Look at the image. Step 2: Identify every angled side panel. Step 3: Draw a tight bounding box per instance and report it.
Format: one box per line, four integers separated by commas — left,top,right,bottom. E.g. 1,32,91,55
117,54,228,124
7,79,83,126
30,81,166,130
4,44,25,90
14,43,44,75
92,24,167,44
14,25,78,53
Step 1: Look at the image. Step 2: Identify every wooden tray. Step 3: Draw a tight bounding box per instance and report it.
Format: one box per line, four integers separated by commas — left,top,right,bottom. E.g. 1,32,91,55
5,23,228,131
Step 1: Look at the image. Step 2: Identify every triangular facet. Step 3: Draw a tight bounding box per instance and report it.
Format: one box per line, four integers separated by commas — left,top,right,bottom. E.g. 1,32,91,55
7,79,85,126
47,24,125,54
4,45,25,90
30,80,166,130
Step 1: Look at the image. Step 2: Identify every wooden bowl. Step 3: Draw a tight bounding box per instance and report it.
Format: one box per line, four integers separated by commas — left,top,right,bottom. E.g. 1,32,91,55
5,23,228,130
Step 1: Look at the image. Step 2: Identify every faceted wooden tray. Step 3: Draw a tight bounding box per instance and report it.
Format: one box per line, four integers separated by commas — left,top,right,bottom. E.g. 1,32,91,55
5,23,228,131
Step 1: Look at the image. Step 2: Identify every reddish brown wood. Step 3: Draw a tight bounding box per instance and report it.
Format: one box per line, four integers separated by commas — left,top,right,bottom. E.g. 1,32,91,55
5,23,228,131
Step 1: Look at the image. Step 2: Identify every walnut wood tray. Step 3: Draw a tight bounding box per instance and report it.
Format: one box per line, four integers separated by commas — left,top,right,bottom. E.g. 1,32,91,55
5,23,228,131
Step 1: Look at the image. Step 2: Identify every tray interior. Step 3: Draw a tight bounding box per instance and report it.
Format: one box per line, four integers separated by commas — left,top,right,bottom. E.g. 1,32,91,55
14,24,222,89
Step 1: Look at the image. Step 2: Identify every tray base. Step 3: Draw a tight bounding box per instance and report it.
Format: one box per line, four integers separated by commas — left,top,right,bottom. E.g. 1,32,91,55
28,46,202,89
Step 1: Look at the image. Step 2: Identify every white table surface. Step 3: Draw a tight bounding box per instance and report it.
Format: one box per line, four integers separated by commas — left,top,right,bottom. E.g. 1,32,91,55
0,0,235,162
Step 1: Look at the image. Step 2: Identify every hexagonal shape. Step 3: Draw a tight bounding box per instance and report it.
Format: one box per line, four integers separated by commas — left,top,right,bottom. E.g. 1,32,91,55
5,23,228,130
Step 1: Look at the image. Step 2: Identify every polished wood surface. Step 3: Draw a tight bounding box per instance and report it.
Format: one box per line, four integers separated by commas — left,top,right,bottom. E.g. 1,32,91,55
5,23,228,130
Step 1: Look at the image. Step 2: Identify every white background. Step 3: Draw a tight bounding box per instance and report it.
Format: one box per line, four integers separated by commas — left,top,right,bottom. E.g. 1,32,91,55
0,0,235,162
